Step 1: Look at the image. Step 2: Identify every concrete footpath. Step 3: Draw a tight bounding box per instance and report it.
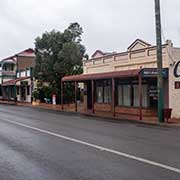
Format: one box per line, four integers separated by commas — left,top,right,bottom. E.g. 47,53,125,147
0,100,180,128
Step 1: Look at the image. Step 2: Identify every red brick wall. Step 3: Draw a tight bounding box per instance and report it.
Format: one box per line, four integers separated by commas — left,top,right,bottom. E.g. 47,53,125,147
94,103,111,112
115,106,157,117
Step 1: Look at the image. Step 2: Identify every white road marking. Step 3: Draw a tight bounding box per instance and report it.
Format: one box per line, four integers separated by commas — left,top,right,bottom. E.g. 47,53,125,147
1,118,180,174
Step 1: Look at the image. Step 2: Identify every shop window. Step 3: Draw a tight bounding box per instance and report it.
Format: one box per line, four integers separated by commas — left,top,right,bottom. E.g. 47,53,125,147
118,83,149,108
118,85,123,106
118,84,131,106
133,84,148,108
95,80,111,104
133,85,139,107
142,85,148,107
123,85,131,106
104,85,111,103
96,86,103,103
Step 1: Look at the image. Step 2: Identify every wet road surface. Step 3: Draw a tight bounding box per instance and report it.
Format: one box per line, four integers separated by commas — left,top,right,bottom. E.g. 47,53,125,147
0,104,180,180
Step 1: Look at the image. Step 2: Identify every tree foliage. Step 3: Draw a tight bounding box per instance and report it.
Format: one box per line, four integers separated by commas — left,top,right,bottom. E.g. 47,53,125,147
34,23,86,100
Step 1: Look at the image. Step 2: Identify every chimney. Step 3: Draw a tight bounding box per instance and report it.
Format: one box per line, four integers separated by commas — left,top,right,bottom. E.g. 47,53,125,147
166,39,173,47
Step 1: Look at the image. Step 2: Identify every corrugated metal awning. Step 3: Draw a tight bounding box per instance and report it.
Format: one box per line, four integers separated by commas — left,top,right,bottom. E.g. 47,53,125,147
2,77,30,86
62,69,141,82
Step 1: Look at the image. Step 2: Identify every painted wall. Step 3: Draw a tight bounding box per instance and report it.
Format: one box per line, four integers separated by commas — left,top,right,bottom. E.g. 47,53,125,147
168,46,180,118
84,41,169,74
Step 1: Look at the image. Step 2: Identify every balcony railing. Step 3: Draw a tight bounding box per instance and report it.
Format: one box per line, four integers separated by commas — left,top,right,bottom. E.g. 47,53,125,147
0,70,16,76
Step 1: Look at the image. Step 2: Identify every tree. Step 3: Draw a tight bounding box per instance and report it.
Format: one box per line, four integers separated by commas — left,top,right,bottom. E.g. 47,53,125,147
34,23,87,103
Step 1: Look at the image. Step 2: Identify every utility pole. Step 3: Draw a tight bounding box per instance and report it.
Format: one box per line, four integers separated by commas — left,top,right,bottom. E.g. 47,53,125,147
154,0,164,123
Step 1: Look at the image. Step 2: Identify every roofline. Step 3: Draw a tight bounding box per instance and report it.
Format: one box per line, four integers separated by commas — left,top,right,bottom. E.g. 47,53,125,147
2,76,30,86
1,48,34,62
15,48,34,57
127,38,151,50
62,69,141,82
84,43,168,62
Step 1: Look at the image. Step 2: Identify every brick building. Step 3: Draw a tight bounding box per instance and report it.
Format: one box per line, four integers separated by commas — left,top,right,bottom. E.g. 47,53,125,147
0,48,35,103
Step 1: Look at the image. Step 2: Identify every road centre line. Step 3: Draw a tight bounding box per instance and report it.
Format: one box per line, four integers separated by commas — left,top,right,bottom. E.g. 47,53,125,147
1,118,180,174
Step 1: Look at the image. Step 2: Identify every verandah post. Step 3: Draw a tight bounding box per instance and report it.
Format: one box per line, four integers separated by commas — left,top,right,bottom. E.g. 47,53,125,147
75,81,77,112
112,78,115,117
91,80,94,114
14,85,17,104
61,81,64,110
138,73,143,120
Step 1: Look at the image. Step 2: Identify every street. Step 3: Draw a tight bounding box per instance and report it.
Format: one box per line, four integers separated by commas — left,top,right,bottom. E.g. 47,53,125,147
0,105,180,180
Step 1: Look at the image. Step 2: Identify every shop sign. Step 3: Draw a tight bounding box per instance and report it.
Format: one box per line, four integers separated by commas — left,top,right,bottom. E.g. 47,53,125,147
173,61,180,89
174,61,180,78
175,82,180,89
148,86,157,97
142,68,168,78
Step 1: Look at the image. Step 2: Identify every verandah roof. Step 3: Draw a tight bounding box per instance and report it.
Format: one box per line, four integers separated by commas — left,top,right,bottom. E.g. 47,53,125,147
2,77,30,86
62,69,141,82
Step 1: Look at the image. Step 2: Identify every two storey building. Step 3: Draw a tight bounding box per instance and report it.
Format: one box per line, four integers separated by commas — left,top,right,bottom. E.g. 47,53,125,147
0,48,35,103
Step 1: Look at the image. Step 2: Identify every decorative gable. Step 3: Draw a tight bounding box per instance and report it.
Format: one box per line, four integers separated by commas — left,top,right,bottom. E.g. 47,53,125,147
128,39,151,51
91,50,105,58
91,50,112,58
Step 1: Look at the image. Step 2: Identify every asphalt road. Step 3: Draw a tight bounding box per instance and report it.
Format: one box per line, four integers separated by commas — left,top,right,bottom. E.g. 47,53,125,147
0,105,180,180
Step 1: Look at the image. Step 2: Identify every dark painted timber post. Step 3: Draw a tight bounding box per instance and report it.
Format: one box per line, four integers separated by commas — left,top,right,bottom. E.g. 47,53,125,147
112,78,115,117
155,0,164,123
61,81,64,110
14,85,17,104
7,86,10,102
138,73,142,120
75,81,78,112
91,80,95,114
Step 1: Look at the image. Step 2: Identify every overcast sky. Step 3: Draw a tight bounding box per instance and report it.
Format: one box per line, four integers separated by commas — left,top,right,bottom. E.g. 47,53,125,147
0,0,180,59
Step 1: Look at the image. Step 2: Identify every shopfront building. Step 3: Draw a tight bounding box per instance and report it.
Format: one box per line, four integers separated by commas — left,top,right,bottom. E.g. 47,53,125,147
62,39,180,120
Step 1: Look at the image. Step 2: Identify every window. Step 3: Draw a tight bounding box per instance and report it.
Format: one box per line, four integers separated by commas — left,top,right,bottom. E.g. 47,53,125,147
95,80,112,104
104,85,111,103
118,83,149,108
118,85,123,106
133,85,139,107
123,85,131,106
96,86,103,103
118,84,131,106
142,84,148,107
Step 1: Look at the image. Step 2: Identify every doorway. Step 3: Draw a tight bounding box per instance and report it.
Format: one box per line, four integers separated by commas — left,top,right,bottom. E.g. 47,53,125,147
21,85,26,101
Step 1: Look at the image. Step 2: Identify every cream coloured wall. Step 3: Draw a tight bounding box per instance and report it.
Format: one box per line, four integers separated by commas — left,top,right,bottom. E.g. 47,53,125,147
168,46,180,118
84,44,169,74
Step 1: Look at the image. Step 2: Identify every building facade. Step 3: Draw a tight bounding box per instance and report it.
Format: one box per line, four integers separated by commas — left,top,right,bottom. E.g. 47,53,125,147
0,48,35,103
62,39,180,120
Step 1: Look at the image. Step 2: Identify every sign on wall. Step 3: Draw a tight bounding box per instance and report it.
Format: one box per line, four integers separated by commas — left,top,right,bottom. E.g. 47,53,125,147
174,61,180,78
148,86,158,97
174,61,180,89
142,68,168,78
175,82,180,89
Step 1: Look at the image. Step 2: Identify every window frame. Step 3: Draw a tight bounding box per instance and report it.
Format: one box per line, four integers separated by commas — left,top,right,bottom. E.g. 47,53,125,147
95,80,112,104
